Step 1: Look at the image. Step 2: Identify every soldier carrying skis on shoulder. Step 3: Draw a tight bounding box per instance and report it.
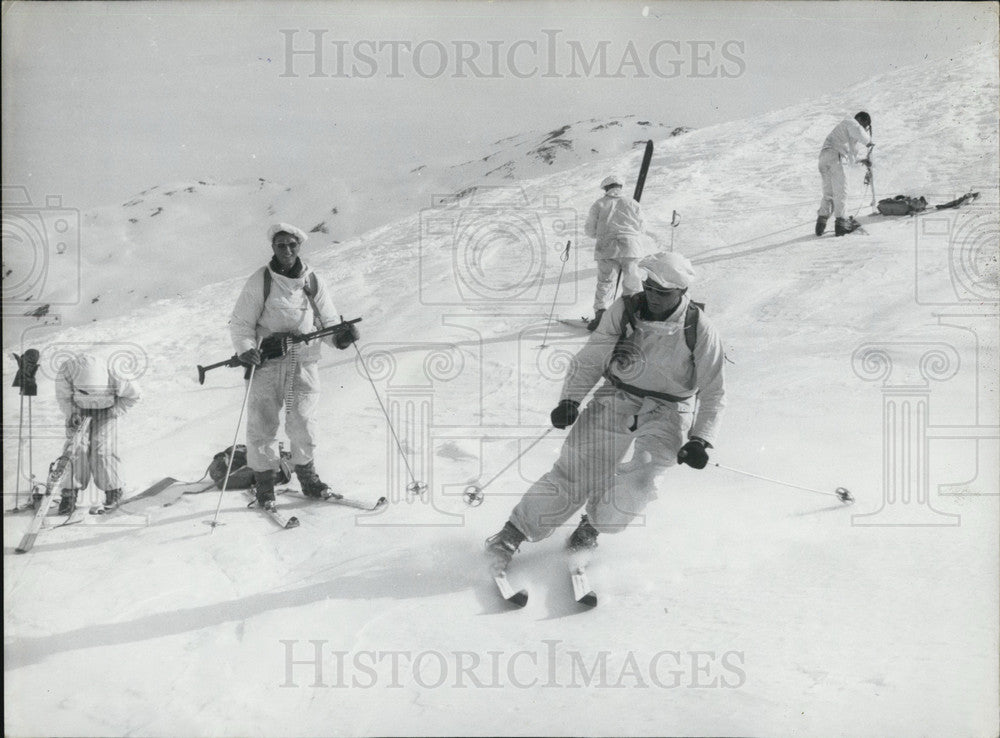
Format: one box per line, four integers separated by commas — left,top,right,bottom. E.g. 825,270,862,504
584,174,647,331
816,111,873,237
55,350,141,514
229,223,359,508
486,251,726,570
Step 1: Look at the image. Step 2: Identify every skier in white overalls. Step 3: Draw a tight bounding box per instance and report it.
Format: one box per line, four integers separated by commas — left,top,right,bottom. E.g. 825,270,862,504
486,252,726,569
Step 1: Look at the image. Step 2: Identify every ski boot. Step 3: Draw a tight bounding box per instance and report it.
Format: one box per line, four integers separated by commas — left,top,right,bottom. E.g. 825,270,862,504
834,216,860,236
485,521,526,573
58,488,79,515
586,309,606,332
253,469,277,508
567,514,600,552
294,461,331,498
103,488,123,511
815,215,829,236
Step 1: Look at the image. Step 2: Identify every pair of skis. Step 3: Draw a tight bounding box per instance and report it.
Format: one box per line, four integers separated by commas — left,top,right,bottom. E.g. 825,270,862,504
493,557,597,609
15,418,92,554
245,488,388,529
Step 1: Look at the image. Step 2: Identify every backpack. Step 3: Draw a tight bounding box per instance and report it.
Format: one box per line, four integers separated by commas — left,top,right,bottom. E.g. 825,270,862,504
262,268,323,328
877,195,928,216
208,444,293,490
604,294,702,402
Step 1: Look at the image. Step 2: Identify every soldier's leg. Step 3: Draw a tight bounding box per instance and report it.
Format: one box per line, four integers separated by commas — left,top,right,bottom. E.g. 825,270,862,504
90,409,124,494
285,360,321,467
245,361,285,472
593,258,619,313
587,402,691,534
511,394,633,541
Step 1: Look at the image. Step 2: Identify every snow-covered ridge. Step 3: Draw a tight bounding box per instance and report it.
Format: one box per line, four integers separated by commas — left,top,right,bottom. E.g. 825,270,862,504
1,117,686,337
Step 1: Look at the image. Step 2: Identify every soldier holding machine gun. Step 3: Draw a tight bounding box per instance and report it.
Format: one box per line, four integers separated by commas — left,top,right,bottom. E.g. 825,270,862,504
228,223,360,506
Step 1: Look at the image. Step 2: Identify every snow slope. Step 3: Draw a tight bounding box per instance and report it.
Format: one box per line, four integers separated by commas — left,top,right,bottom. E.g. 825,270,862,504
1,116,683,336
4,46,999,737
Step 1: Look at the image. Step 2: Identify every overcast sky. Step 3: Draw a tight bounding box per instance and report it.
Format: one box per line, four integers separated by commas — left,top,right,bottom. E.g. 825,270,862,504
3,0,996,211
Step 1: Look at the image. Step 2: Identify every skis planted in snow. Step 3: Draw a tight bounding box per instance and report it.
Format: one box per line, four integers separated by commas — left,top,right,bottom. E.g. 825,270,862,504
277,488,388,512
15,418,92,554
633,140,654,202
243,489,299,529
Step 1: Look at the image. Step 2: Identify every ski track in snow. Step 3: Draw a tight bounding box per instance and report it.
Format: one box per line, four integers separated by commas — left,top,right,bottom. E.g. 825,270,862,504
4,47,999,737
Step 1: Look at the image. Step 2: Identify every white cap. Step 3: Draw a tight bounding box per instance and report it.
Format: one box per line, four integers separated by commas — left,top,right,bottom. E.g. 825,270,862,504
267,222,308,244
600,175,624,189
639,251,695,289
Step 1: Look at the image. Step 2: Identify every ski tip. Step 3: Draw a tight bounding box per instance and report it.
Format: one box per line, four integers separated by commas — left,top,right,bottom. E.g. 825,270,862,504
577,592,598,608
509,590,529,608
285,516,300,528
374,497,388,509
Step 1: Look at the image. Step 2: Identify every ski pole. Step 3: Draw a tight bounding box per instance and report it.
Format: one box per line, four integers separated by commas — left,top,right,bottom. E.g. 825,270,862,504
462,428,554,506
11,349,40,512
669,210,681,252
205,341,261,529
350,323,427,501
14,393,24,511
540,240,572,348
711,462,853,503
865,142,876,212
28,395,35,505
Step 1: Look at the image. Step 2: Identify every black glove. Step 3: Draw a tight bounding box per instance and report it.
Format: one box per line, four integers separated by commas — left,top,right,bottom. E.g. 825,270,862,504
333,323,360,350
259,333,290,360
550,399,580,429
860,158,872,168
238,348,262,366
13,349,40,396
677,438,710,469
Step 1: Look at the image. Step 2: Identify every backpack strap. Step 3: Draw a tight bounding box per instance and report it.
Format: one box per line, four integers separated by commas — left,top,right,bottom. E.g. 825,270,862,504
603,295,703,403
619,294,700,357
260,268,324,329
684,302,702,355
